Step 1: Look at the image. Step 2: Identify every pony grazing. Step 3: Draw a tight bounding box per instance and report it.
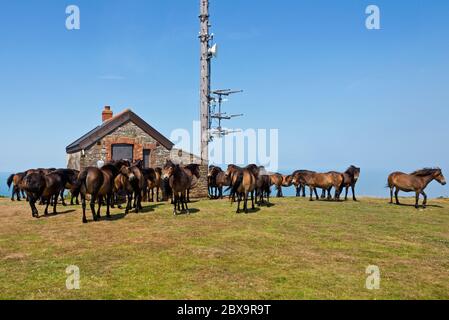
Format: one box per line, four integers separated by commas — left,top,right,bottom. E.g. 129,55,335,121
78,160,131,223
21,169,72,218
388,168,446,209
162,160,193,215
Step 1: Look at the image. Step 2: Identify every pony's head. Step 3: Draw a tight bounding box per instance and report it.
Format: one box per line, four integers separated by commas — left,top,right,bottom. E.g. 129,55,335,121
163,160,176,179
434,169,446,186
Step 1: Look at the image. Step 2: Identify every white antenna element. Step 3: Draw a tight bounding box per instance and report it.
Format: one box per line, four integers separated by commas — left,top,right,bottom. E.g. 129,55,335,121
208,44,218,58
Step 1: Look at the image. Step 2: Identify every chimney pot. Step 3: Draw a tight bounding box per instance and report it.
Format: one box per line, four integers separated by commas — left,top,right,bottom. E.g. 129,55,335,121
102,106,113,122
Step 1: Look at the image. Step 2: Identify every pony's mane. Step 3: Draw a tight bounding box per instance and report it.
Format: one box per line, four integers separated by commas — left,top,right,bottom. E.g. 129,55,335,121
185,164,201,178
345,165,360,175
410,168,441,177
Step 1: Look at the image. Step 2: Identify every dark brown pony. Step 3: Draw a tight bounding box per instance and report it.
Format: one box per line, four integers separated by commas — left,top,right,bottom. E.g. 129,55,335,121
342,166,361,201
299,171,345,201
144,167,162,202
208,165,223,199
215,170,230,199
225,164,257,213
21,170,72,218
291,170,316,197
78,160,131,223
388,168,446,209
256,170,271,206
162,160,193,215
7,172,27,201
129,162,145,212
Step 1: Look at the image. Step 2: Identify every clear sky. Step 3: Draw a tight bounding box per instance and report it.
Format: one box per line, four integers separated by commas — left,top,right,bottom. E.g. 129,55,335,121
0,0,448,180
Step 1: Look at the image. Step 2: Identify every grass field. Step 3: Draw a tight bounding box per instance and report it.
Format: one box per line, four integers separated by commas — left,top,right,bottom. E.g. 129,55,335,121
0,196,448,300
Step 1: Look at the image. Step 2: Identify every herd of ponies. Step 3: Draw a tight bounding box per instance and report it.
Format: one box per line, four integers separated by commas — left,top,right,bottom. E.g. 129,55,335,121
5,159,446,223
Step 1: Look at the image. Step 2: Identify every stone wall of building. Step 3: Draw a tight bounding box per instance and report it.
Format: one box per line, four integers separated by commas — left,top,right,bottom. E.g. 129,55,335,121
70,120,209,198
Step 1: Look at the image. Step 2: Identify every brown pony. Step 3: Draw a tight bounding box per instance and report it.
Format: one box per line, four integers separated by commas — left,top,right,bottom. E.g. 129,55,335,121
78,160,131,223
388,168,446,209
7,172,27,201
299,171,345,201
146,167,162,202
291,170,316,197
214,170,230,199
342,166,361,201
162,160,193,215
270,173,284,197
225,164,257,213
112,169,136,214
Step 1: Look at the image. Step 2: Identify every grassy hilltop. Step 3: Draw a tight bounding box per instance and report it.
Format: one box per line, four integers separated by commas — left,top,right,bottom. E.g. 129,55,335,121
0,197,448,300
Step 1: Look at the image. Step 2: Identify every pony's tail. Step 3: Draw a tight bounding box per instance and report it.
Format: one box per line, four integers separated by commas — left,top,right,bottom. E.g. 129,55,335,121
229,172,244,199
7,174,14,189
77,170,89,193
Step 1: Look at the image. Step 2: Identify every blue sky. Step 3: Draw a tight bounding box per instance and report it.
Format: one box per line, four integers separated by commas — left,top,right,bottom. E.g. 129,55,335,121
0,0,448,181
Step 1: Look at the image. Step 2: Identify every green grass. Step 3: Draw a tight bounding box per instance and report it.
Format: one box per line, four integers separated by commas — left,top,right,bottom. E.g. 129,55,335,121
0,196,448,300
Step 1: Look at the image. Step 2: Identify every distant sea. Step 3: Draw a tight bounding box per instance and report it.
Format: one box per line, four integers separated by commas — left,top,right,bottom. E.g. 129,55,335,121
0,170,447,199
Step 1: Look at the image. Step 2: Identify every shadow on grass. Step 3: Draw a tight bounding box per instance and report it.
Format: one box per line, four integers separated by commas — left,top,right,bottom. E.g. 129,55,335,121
393,203,444,209
40,209,76,218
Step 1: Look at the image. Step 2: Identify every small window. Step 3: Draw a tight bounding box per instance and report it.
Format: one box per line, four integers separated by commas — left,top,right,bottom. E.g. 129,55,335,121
112,144,133,161
178,150,183,157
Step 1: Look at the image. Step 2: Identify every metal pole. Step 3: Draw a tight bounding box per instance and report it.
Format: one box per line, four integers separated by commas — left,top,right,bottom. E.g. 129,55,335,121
199,0,210,164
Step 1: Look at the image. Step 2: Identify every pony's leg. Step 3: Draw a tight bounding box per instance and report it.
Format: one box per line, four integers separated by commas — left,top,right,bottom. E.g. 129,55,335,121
352,185,357,201
389,188,394,204
16,187,21,201
125,193,132,214
345,186,349,201
251,191,255,210
53,193,58,214
60,190,67,206
309,187,314,201
106,194,111,217
97,196,103,218
421,191,427,208
236,194,241,213
11,187,15,201
44,197,51,215
314,188,319,200
394,189,400,205
81,194,88,223
90,194,98,221
173,194,178,215
415,192,420,209
156,187,160,202
183,192,190,214
244,192,249,213
321,189,326,199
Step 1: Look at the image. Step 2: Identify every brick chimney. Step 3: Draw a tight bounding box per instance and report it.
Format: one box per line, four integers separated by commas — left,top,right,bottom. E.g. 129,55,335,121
102,106,113,122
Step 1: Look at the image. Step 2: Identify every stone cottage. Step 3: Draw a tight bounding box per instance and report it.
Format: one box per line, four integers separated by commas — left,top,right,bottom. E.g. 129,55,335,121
66,106,208,198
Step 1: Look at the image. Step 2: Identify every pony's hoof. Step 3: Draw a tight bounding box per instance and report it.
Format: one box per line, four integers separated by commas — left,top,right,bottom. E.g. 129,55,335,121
82,219,88,224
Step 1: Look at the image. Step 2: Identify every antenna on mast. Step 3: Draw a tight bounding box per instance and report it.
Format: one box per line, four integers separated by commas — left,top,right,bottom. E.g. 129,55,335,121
209,89,244,140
